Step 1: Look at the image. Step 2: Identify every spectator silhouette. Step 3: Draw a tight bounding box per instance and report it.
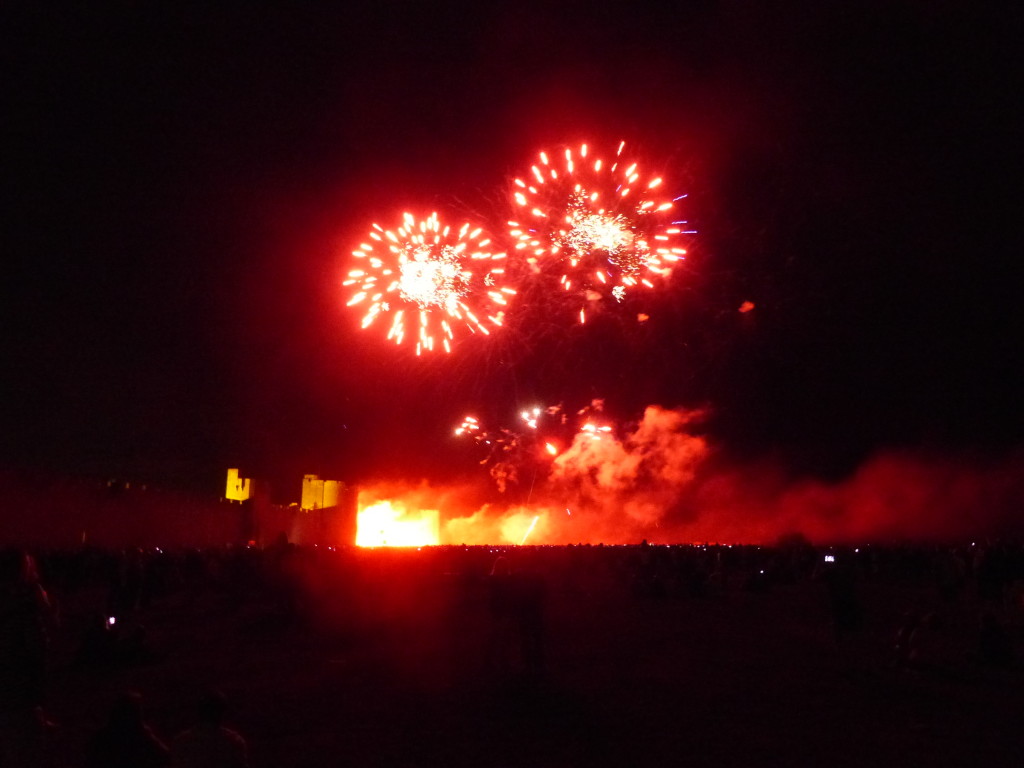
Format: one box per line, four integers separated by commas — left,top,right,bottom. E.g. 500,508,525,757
486,556,517,674
818,553,862,640
75,612,120,667
893,610,921,669
977,611,1013,668
895,611,947,674
171,688,248,768
0,704,59,768
0,550,56,712
485,556,546,679
86,690,170,768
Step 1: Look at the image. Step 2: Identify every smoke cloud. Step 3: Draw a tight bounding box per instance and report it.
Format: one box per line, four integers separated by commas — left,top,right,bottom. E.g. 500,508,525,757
360,406,1024,545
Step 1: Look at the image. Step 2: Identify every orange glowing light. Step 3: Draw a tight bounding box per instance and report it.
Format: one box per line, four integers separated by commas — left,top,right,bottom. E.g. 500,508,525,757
345,212,515,354
356,500,440,547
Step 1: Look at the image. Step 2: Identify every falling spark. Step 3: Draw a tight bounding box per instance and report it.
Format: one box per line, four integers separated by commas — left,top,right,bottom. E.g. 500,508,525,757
344,212,514,354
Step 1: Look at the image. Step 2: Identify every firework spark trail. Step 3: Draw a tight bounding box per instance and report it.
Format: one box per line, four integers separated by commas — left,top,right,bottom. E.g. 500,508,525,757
454,400,612,492
344,212,516,354
454,405,568,467
454,413,525,492
519,515,540,545
507,142,690,322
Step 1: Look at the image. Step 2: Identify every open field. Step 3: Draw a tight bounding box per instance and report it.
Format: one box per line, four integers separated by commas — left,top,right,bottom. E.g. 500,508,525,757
12,545,1024,767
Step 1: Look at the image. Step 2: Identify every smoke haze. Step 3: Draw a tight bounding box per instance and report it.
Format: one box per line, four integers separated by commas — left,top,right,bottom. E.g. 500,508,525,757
362,406,1024,545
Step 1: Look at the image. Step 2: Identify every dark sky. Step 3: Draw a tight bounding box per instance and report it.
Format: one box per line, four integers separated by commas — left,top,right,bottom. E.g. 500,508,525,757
4,2,1022,499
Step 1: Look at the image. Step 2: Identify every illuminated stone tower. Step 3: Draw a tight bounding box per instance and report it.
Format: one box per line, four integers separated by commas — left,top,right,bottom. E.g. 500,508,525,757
300,474,357,546
300,474,342,510
225,468,251,501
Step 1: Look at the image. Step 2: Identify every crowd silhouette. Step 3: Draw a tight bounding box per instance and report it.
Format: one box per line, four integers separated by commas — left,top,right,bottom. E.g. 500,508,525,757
2,538,1023,766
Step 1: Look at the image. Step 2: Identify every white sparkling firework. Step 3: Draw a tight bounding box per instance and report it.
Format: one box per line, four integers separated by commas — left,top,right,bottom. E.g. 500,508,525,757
344,212,516,355
508,141,690,322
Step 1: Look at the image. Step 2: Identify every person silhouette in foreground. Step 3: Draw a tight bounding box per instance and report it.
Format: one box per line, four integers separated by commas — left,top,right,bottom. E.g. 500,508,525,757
2,550,60,767
486,556,517,675
171,688,248,768
486,555,546,680
977,611,1013,669
86,690,170,768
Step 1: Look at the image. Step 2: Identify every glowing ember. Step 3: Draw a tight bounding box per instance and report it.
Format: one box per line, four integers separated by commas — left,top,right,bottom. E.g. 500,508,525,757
344,212,515,354
356,500,440,546
508,142,690,320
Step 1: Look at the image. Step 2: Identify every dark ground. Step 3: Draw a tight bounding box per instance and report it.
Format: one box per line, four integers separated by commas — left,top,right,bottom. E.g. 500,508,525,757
25,546,1024,767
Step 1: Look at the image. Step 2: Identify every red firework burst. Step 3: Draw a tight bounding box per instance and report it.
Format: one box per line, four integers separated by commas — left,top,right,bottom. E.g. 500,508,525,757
345,212,516,354
508,142,690,323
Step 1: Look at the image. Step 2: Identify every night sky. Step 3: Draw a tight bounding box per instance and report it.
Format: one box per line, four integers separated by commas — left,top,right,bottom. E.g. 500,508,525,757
4,2,1022,501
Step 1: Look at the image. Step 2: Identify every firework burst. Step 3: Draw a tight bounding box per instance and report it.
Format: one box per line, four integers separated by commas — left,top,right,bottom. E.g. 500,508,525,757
344,212,516,354
508,142,690,322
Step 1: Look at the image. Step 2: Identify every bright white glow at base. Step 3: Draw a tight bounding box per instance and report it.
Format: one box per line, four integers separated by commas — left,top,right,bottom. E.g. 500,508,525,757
356,500,440,546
